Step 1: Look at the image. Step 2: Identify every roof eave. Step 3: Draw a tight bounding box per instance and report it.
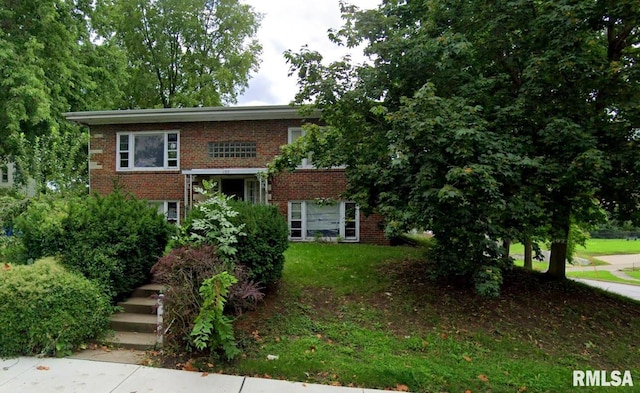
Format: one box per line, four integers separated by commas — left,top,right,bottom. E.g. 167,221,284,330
63,105,321,126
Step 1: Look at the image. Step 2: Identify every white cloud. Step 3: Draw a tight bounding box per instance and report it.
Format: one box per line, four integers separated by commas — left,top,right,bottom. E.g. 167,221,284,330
237,0,379,106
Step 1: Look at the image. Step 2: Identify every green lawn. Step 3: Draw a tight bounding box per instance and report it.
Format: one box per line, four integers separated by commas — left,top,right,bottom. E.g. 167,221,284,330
566,270,640,286
209,243,640,393
623,269,640,281
510,238,640,259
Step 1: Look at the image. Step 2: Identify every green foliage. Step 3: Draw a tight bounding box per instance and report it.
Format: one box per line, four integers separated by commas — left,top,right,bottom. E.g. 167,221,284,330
60,190,174,300
473,266,504,298
229,200,289,286
93,0,262,108
0,0,128,162
277,0,640,289
191,271,240,359
176,181,244,261
9,195,72,264
0,258,112,357
151,244,263,351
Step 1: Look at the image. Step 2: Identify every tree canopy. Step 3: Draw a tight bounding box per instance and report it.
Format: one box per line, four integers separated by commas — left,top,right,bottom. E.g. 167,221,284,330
94,0,262,108
276,0,640,293
0,0,128,193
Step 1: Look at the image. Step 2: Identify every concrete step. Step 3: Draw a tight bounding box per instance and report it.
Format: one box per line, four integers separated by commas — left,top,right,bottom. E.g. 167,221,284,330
110,312,157,333
131,283,165,298
103,331,158,350
117,297,157,314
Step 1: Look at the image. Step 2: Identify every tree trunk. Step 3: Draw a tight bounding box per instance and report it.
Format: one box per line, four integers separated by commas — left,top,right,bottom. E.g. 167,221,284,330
547,215,571,280
502,239,511,262
547,241,568,279
524,240,533,270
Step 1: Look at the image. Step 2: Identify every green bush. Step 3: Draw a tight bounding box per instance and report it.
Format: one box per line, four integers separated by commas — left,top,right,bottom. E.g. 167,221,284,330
0,258,112,357
60,190,175,301
9,196,71,263
229,201,289,286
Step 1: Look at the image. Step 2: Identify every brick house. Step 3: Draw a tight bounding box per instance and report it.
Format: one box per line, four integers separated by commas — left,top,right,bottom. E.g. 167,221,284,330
64,105,387,244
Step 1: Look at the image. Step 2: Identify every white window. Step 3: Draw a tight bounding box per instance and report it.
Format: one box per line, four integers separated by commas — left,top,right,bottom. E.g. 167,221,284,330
149,201,180,225
288,127,313,169
288,201,359,242
117,131,179,171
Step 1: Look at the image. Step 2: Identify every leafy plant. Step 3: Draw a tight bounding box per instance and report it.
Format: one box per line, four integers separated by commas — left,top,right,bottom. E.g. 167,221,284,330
176,181,244,261
473,265,503,298
10,195,72,263
191,271,240,359
229,200,289,286
0,258,112,357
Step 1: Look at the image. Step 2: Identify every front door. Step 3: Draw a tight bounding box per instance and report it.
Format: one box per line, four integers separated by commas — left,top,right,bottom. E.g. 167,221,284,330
221,178,245,200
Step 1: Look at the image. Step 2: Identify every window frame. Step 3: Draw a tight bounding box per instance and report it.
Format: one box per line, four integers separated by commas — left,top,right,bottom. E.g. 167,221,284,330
148,200,180,225
0,166,8,183
288,200,359,242
116,131,180,171
287,127,313,169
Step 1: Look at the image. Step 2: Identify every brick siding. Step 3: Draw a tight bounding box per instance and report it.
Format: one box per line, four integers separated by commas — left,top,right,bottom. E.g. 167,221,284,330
88,119,388,245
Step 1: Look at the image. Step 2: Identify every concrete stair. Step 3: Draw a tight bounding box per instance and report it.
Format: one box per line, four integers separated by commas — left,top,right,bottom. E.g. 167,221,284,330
103,283,165,350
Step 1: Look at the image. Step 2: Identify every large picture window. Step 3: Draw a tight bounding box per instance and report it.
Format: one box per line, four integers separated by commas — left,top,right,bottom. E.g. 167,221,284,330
288,200,359,241
117,131,179,171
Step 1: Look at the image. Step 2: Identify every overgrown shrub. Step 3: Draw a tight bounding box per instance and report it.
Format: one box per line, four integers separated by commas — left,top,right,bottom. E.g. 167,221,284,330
9,196,71,263
229,200,289,286
151,244,263,352
0,258,112,357
59,190,174,301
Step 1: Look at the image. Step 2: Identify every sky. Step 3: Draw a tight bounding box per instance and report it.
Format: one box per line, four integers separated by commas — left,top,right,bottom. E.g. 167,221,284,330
236,0,380,106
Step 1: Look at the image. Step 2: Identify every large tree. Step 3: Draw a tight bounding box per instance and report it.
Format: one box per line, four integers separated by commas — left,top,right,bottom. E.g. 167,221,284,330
95,0,262,108
276,0,640,291
0,0,128,192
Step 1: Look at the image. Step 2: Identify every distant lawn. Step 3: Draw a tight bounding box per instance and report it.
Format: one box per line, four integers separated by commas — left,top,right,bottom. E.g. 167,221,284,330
566,270,640,286
182,243,640,393
623,269,640,281
512,259,548,271
510,238,640,260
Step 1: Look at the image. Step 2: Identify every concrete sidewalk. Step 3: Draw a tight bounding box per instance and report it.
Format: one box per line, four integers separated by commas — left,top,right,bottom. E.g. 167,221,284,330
571,278,640,302
0,357,384,393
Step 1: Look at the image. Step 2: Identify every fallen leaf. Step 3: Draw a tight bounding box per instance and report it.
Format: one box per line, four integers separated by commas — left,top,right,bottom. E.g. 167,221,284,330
396,384,409,391
465,390,473,393
3,263,10,271
201,372,209,377
478,374,489,382
36,366,49,371
182,359,198,372
263,374,272,379
462,355,472,362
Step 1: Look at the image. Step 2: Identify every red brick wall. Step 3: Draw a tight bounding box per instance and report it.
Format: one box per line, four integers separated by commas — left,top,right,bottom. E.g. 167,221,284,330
88,119,388,244
271,170,388,245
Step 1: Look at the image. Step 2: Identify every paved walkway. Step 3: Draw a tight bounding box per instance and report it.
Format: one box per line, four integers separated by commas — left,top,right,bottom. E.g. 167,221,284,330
0,357,383,393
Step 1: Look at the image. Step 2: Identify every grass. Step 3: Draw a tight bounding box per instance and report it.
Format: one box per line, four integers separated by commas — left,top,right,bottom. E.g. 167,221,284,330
160,242,640,393
623,268,640,281
566,270,640,286
510,238,640,258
